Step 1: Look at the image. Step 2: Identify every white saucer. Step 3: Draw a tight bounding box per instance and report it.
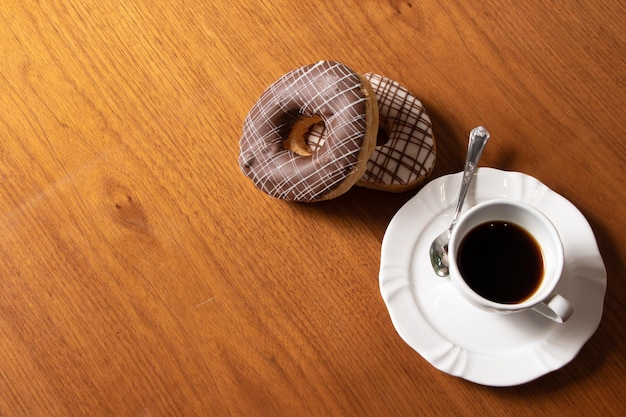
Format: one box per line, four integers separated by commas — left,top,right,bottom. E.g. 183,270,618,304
379,168,607,386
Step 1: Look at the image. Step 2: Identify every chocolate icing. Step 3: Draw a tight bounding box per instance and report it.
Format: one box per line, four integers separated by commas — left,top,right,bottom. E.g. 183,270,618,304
357,73,436,191
239,61,371,201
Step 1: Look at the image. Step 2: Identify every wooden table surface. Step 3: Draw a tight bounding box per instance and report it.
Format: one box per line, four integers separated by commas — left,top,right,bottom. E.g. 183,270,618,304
1,1,624,416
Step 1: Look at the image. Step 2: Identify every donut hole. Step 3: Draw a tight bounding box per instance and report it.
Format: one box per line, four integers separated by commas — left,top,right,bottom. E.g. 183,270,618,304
376,127,391,147
284,114,327,156
305,120,327,153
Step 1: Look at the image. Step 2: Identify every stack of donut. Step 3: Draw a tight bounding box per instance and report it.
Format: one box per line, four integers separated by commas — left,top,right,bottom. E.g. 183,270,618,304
239,61,436,202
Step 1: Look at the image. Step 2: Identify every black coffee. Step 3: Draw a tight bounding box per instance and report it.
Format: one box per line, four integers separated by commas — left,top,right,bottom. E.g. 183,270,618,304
457,221,544,304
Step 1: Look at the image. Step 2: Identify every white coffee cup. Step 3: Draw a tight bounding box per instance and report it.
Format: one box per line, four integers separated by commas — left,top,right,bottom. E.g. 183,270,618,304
448,199,572,323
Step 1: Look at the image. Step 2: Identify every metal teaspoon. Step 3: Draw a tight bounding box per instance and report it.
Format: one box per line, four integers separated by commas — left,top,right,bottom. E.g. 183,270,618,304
429,126,490,277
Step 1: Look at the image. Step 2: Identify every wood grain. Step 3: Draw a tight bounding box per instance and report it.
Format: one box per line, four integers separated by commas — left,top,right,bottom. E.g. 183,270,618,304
1,0,625,416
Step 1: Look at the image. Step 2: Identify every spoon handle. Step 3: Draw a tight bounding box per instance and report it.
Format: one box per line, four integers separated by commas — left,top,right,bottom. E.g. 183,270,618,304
449,126,490,228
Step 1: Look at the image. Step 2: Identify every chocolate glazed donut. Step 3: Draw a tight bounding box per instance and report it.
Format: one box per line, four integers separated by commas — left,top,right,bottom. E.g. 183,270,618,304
239,61,378,202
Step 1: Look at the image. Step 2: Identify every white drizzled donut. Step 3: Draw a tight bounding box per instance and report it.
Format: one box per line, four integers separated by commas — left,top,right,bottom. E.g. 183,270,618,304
356,73,436,192
239,61,378,202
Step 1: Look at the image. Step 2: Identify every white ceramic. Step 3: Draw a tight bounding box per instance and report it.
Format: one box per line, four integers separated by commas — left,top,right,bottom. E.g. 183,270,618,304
448,199,572,323
379,168,607,386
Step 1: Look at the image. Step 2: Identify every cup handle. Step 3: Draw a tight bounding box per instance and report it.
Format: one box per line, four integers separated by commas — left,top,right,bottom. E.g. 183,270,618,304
531,293,573,323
